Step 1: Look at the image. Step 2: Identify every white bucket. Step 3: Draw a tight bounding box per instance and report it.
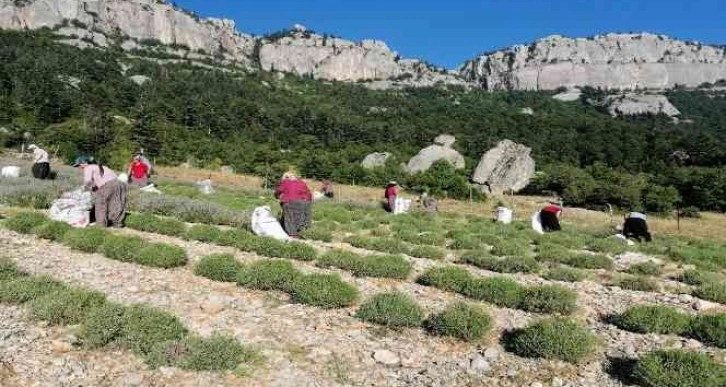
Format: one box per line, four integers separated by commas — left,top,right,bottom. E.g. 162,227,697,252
495,207,513,224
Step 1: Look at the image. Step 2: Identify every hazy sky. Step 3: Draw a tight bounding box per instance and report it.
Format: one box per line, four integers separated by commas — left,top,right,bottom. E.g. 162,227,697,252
174,0,725,68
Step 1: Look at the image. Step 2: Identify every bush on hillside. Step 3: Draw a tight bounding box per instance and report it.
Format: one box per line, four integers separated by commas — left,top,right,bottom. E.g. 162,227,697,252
632,350,726,387
184,224,223,243
616,276,660,292
81,302,127,349
299,227,333,242
4,211,48,234
462,277,523,309
424,302,492,341
30,288,106,325
355,292,424,328
146,335,258,371
490,239,531,257
679,270,722,286
32,220,71,241
460,252,540,274
543,266,587,282
693,281,726,304
134,243,187,268
0,259,23,281
518,285,577,315
316,250,412,279
0,275,66,303
345,235,410,255
688,313,726,348
625,261,663,276
613,305,692,335
101,234,145,262
236,259,300,291
416,266,472,294
504,318,598,363
125,213,187,237
194,254,242,282
408,245,446,260
566,253,613,270
119,304,188,356
290,273,358,309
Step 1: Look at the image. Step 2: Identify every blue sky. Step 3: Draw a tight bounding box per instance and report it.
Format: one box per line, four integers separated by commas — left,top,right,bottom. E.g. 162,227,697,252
173,0,725,69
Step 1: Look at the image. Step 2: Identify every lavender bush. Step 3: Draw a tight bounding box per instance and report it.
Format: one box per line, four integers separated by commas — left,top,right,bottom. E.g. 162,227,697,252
130,195,250,227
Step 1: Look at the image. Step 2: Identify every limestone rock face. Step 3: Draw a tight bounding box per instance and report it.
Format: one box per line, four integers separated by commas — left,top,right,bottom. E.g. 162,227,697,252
606,94,681,117
361,152,391,169
460,33,726,91
405,136,465,174
552,89,582,102
472,140,535,194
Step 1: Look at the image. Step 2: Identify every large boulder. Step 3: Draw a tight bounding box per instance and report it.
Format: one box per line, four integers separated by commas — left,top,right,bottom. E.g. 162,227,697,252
606,94,680,117
361,152,391,169
404,135,465,174
472,140,535,194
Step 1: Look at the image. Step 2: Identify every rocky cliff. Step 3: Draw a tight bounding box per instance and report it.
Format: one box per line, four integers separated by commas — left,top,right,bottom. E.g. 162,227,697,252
0,0,462,85
459,33,726,91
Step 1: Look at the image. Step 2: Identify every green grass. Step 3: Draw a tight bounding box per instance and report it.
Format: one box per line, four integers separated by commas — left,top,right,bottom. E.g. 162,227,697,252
236,259,300,291
460,251,540,274
536,243,574,263
587,238,628,255
448,234,482,250
345,235,410,255
693,281,726,304
32,220,71,241
518,285,578,315
4,211,48,234
679,270,723,286
300,227,333,242
462,277,523,309
408,245,446,260
135,243,188,268
613,305,692,335
543,266,587,282
0,275,68,303
101,234,145,262
125,213,187,237
147,335,259,371
355,292,424,328
290,273,358,309
688,313,726,348
490,239,531,257
30,288,106,325
194,254,242,282
62,227,110,253
416,266,472,294
424,302,492,341
625,262,663,276
504,318,598,363
632,350,726,387
316,250,412,279
616,276,660,292
184,224,223,243
0,259,23,281
566,253,613,270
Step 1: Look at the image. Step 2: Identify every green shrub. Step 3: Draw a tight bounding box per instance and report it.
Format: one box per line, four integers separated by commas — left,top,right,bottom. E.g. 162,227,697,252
135,243,187,268
490,239,531,257
460,252,540,274
184,224,222,243
345,235,409,254
588,238,627,255
536,243,574,263
32,220,71,241
290,273,358,309
317,250,412,279
544,266,587,282
396,231,446,246
613,305,692,335
424,302,492,341
693,282,726,304
355,292,424,328
252,238,317,261
416,266,472,294
0,276,67,303
195,254,242,282
147,335,258,371
518,285,577,315
688,313,726,348
81,302,127,349
236,259,299,291
0,259,23,281
62,227,109,253
626,262,663,276
566,253,613,270
217,229,253,247
463,277,523,309
679,270,722,286
4,211,48,234
120,304,188,356
30,288,105,325
617,276,660,292
408,245,446,260
125,213,187,237
448,234,481,250
632,350,726,387
504,318,598,363
300,227,333,242
101,234,144,262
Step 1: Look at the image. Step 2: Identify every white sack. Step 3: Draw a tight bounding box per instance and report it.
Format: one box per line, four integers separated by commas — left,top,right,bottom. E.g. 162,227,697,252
50,188,93,228
393,198,412,215
613,234,636,246
531,211,544,234
496,207,513,224
196,179,214,195
117,173,129,183
251,206,290,241
1,166,20,178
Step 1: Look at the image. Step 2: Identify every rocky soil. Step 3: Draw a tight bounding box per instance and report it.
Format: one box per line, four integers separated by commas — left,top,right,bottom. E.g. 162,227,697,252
2,226,725,386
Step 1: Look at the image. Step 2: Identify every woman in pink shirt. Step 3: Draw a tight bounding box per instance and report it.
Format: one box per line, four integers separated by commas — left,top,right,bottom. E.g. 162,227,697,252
73,156,128,228
274,171,312,238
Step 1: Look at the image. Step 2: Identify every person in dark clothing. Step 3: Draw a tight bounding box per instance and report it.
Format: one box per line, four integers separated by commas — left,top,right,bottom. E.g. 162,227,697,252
540,204,562,232
623,212,652,242
28,144,51,180
274,172,312,238
384,181,397,213
321,180,334,199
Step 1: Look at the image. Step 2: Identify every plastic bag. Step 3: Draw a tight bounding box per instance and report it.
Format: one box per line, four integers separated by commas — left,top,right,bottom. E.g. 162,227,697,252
251,206,290,241
1,166,20,178
50,188,93,228
393,198,412,215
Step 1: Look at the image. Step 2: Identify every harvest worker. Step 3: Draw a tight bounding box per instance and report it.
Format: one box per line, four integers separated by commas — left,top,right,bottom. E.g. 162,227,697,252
623,211,652,242
384,181,398,213
540,202,562,232
274,171,312,238
321,179,334,199
127,153,150,186
73,156,128,228
28,144,51,180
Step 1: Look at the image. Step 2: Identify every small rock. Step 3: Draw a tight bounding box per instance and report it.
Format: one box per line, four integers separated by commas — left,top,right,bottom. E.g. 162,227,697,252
678,294,693,304
469,354,491,373
693,299,718,312
373,350,400,366
551,377,564,387
483,347,499,360
51,340,73,354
